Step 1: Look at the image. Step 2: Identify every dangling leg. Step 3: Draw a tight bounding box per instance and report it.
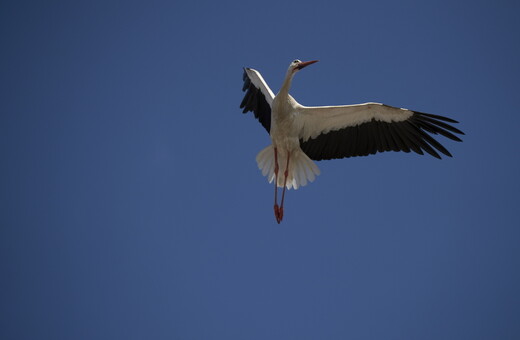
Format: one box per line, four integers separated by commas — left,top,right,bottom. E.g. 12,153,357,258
278,151,291,223
273,147,281,223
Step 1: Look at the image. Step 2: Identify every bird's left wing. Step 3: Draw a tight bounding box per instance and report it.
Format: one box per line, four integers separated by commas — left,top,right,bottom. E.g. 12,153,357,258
297,102,464,160
240,68,275,133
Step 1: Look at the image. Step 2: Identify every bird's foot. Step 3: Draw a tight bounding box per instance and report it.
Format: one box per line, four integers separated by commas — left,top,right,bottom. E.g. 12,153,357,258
274,204,282,224
274,205,284,223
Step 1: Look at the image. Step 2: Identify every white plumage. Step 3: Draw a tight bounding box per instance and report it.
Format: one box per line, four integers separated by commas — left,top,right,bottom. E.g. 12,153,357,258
256,144,319,190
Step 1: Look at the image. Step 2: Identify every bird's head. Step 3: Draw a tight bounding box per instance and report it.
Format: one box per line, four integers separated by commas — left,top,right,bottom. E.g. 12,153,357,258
289,59,319,74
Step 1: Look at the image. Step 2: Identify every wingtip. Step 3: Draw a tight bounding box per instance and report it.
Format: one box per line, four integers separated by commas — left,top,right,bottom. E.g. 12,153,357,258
414,111,460,124
242,68,252,82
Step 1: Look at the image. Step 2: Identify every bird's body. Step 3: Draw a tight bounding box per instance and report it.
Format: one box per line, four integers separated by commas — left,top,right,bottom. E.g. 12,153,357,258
271,94,300,152
240,59,464,223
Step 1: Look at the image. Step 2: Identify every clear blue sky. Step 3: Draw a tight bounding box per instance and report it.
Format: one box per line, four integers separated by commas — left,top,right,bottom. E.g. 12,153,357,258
1,0,519,339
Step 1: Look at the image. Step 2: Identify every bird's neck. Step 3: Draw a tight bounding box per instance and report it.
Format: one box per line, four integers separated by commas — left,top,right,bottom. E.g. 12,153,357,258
278,70,295,97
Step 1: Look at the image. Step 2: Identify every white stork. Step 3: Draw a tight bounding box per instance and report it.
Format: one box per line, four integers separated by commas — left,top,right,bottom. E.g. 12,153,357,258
240,59,464,223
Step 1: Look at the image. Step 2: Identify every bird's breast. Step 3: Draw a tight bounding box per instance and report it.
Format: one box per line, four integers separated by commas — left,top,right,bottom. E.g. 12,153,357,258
270,95,302,150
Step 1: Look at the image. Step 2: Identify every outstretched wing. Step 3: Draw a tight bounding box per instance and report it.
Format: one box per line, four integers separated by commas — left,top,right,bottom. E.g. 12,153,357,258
240,68,274,133
297,102,464,160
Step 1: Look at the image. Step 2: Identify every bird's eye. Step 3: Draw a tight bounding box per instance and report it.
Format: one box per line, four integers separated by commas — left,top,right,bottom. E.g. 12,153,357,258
293,59,300,64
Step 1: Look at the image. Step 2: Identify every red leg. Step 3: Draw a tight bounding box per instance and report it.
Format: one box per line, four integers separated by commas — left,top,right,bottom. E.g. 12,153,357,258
278,152,290,223
273,147,281,223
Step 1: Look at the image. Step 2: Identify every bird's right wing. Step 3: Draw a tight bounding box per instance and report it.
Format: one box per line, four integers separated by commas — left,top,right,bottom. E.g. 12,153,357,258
240,68,275,133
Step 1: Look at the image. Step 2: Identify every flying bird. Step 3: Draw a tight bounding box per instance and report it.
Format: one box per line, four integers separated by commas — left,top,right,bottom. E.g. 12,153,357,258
240,59,464,223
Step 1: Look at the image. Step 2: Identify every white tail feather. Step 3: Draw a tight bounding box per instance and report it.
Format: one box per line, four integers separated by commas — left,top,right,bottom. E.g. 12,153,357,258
256,145,320,190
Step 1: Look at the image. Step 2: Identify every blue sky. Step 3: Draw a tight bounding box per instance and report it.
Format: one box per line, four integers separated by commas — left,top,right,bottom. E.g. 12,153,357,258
1,0,519,339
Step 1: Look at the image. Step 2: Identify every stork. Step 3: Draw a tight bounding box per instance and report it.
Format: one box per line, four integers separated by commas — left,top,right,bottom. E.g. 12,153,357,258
240,59,464,223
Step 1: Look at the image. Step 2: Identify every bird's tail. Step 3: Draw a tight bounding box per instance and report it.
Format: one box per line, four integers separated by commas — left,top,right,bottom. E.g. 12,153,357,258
256,145,320,190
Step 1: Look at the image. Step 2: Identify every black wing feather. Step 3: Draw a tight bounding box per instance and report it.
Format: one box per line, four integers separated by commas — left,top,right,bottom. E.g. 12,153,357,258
239,69,271,133
300,111,463,161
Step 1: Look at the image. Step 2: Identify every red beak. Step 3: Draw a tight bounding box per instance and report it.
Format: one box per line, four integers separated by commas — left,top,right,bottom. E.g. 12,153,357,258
296,60,319,70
